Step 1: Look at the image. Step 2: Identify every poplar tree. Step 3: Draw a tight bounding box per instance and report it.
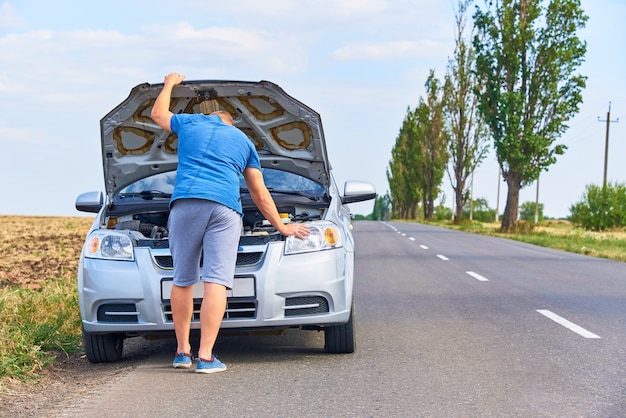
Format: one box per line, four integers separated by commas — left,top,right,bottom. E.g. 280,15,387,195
444,0,489,223
415,71,449,219
473,0,587,230
387,108,422,219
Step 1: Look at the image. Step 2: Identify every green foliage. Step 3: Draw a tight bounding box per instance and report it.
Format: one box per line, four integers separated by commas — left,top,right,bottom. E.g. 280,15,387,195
388,70,449,220
387,108,422,219
473,0,588,230
519,201,544,222
570,182,626,231
416,71,449,219
435,204,453,221
463,197,497,222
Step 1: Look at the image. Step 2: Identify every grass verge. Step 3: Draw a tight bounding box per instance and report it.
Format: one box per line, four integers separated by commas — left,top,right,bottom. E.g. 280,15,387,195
0,215,92,392
0,277,82,385
424,219,626,262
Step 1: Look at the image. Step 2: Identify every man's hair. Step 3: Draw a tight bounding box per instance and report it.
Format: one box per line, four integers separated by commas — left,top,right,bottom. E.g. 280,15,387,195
210,110,235,126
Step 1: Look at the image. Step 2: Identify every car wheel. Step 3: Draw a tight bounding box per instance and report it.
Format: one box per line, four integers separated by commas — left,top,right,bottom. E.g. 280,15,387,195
82,327,124,363
324,301,356,354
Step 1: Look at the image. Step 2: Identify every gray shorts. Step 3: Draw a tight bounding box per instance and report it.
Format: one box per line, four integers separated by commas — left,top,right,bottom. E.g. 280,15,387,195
168,199,242,288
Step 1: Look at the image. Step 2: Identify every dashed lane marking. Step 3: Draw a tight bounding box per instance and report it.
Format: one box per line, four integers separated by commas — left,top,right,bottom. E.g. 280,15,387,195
536,309,601,339
466,271,489,282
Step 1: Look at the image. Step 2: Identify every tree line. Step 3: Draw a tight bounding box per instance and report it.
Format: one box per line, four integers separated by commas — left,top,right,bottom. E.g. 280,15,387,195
384,0,588,231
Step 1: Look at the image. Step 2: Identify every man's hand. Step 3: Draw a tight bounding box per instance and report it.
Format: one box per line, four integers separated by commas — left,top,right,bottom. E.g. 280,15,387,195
151,72,186,132
280,222,310,240
163,72,185,87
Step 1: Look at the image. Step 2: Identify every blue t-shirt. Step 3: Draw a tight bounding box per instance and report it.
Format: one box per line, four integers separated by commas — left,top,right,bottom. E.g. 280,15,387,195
170,113,261,214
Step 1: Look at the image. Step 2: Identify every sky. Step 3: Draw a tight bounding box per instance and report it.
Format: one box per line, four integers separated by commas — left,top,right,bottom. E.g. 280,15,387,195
0,0,624,219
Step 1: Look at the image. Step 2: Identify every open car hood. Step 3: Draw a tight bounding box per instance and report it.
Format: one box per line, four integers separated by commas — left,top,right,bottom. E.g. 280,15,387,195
100,80,330,199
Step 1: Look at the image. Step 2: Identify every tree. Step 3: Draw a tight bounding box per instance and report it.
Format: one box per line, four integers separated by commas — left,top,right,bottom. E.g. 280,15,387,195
387,108,422,219
415,71,449,219
473,0,587,231
444,0,490,224
371,193,392,220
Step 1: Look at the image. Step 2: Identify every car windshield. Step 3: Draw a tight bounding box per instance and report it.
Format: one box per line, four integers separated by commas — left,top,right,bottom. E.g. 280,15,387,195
115,169,324,200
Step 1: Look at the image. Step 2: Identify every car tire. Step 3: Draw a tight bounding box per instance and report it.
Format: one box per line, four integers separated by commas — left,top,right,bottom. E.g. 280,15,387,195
324,301,356,354
82,327,124,363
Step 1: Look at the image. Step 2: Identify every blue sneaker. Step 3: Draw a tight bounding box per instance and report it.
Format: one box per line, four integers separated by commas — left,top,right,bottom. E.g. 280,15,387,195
195,355,227,374
172,352,193,369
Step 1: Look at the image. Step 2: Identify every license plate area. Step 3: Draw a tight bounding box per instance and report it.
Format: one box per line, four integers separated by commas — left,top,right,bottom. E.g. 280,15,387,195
161,275,256,301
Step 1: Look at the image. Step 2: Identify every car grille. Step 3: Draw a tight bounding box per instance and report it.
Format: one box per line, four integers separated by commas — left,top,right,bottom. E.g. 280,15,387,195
154,252,264,269
97,303,139,323
163,298,257,322
284,296,329,317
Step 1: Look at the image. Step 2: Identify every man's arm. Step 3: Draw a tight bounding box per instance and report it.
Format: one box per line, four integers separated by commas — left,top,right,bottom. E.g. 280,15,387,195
243,167,310,239
150,72,185,132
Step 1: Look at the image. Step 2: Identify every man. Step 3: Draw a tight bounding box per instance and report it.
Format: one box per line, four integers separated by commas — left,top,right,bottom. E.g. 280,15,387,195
151,72,310,373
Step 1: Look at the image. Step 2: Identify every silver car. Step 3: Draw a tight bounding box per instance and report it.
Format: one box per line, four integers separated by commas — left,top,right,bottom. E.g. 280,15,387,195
75,79,376,363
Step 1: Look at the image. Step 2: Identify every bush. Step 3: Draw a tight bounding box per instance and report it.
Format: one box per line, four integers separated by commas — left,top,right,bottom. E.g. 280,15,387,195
435,204,453,221
461,197,497,223
519,201,544,222
570,182,626,231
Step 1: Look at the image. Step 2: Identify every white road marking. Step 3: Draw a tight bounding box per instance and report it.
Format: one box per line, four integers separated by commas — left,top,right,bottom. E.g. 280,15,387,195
409,237,415,241
420,245,429,250
466,271,489,282
402,233,407,236
536,309,601,339
437,254,449,261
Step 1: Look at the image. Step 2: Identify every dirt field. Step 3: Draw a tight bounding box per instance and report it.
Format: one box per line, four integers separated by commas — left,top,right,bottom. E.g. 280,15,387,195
0,215,94,289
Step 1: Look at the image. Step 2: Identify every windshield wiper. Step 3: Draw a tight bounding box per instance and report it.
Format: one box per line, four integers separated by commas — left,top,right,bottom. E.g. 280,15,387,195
240,187,323,202
266,189,320,201
118,190,172,200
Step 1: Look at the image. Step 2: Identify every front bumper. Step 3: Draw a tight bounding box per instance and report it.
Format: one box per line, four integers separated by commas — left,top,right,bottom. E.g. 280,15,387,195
79,242,353,335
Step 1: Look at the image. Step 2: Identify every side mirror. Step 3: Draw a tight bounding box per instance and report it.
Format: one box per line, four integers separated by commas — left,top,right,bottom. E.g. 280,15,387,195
75,191,103,213
342,181,376,204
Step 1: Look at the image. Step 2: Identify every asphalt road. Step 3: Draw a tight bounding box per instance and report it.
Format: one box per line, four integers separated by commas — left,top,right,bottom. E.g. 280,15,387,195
57,221,626,417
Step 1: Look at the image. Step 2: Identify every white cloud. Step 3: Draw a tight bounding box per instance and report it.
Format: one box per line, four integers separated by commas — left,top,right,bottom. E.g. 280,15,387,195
332,40,448,61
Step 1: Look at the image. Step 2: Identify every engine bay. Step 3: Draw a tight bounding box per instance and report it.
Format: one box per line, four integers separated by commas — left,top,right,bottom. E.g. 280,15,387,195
105,205,324,243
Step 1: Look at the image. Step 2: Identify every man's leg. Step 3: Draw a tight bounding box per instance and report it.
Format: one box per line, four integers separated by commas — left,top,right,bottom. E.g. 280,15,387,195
197,282,227,360
171,284,194,355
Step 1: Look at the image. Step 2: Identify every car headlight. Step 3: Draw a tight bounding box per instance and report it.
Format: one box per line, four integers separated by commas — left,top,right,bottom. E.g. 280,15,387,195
284,221,343,255
85,230,134,261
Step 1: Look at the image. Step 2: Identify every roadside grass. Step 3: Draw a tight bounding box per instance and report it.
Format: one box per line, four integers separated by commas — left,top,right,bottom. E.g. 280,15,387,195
422,219,626,262
0,216,92,392
0,277,82,383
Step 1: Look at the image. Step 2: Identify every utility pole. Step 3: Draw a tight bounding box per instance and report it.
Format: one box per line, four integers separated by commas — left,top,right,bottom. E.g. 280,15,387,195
598,102,619,188
534,174,541,224
495,166,501,222
469,171,474,221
